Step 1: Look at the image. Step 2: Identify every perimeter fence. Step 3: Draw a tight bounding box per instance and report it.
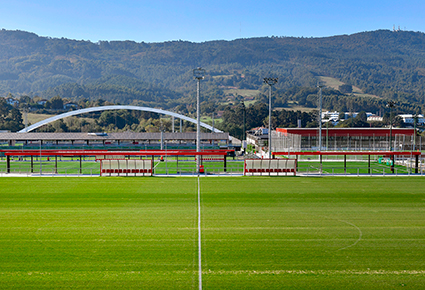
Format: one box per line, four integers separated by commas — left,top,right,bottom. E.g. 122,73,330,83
1,154,424,177
271,132,425,151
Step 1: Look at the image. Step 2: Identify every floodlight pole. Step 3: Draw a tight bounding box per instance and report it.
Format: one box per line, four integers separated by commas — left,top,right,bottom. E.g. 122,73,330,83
242,102,246,141
318,84,323,152
39,139,42,175
264,77,278,159
194,67,205,173
386,101,396,151
386,101,396,173
212,111,215,147
413,114,418,151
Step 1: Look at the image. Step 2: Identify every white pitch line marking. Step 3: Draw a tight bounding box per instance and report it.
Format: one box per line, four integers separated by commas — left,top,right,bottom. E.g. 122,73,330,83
198,176,202,290
303,213,363,251
337,219,363,251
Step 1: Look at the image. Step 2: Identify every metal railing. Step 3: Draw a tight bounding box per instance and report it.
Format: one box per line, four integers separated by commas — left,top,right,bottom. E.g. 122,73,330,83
1,158,424,177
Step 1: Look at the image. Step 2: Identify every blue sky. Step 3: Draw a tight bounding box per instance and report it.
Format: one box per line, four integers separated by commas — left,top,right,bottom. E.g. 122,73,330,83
1,0,424,43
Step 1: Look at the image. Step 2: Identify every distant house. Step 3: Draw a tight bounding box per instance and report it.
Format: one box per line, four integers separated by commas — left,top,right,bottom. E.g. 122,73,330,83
6,97,19,106
64,102,78,110
246,127,270,152
250,127,269,135
322,111,340,124
367,115,383,122
343,112,374,119
37,99,48,106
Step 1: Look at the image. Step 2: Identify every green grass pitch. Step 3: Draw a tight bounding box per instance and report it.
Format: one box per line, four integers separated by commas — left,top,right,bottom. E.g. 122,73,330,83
0,177,424,289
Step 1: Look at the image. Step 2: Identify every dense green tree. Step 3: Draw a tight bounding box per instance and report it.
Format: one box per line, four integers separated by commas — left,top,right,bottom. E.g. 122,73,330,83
97,109,139,130
50,95,64,110
0,99,24,131
52,119,68,132
338,84,353,94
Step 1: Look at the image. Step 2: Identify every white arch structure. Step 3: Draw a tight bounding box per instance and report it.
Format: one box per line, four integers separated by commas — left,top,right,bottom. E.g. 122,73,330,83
18,105,223,134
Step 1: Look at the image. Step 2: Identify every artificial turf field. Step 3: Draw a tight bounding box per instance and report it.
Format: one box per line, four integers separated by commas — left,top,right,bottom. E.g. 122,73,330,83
0,177,424,289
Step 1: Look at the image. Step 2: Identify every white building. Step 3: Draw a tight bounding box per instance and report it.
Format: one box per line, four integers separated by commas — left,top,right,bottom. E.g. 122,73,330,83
64,102,78,110
37,99,48,106
367,115,383,122
398,114,425,125
343,112,374,119
321,111,375,124
322,111,340,122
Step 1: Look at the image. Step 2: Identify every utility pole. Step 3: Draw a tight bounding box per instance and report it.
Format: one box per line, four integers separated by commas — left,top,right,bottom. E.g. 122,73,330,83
194,67,205,172
263,77,278,158
24,106,28,129
212,111,215,132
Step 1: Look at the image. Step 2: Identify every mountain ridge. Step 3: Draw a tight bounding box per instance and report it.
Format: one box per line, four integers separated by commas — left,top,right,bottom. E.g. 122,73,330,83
1,29,425,111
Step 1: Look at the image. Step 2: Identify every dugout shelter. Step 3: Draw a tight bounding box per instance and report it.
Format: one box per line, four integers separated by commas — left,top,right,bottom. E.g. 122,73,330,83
0,149,234,175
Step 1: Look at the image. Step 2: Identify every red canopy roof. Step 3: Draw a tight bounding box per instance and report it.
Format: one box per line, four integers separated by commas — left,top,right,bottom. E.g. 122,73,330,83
1,149,234,157
276,128,415,137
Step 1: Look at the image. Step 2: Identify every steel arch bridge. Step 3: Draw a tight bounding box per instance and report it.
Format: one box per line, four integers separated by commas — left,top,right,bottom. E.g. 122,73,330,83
18,105,223,134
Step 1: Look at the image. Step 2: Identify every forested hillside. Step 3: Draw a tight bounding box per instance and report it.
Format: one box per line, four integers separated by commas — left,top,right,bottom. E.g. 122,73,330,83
1,29,425,111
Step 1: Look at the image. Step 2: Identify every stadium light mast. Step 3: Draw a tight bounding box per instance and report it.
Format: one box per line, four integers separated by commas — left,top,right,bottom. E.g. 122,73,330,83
39,139,42,175
386,101,396,173
386,101,396,151
211,111,215,147
242,102,246,141
412,113,418,151
264,77,278,159
194,67,205,172
317,83,323,151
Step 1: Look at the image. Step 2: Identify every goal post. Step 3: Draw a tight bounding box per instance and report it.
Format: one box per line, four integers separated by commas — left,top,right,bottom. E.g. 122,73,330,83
99,159,153,176
244,158,296,176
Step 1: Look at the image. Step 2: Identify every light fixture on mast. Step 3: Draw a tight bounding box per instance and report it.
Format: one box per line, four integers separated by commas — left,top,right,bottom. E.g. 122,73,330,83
193,67,205,173
263,77,278,158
